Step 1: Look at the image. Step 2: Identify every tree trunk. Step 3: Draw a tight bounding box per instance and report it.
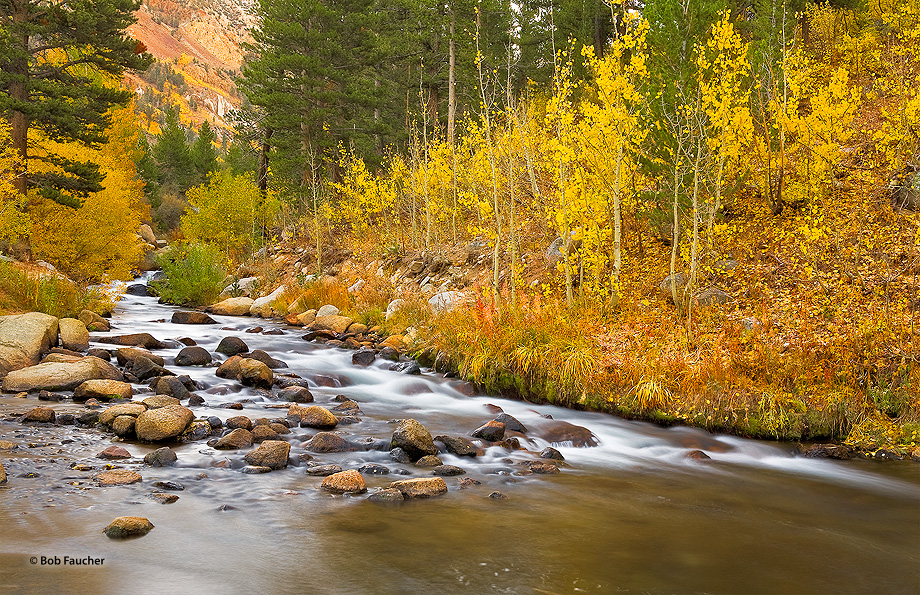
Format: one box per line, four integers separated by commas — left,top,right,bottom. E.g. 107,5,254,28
10,3,30,196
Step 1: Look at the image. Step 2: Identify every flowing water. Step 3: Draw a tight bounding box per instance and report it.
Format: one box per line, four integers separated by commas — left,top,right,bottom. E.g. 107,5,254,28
0,287,918,594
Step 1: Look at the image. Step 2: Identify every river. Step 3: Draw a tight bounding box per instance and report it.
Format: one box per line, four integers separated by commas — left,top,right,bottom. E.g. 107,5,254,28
0,287,918,594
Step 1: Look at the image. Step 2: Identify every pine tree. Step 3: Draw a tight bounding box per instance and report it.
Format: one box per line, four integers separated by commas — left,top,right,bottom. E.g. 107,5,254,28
192,120,218,182
152,108,195,194
0,0,151,207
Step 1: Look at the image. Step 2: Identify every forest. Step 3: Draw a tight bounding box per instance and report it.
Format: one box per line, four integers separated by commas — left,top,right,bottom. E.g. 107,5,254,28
1,0,918,453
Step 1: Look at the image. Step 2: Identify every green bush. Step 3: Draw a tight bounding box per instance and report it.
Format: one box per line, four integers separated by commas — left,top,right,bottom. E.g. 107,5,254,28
151,242,226,306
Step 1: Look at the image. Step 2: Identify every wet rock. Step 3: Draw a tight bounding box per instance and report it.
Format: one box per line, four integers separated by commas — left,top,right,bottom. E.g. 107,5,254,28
500,438,522,450
74,379,133,402
471,420,506,442
37,390,65,401
98,445,131,460
226,416,253,431
306,464,344,476
149,493,179,504
94,470,142,486
358,463,390,475
187,394,205,406
77,411,101,425
0,312,59,377
351,348,376,366
488,491,508,499
135,405,194,442
686,450,712,461
793,443,851,460
154,376,189,400
58,413,75,425
389,447,412,464
244,440,291,470
378,346,399,361
0,441,17,450
321,469,367,494
180,420,213,443
415,455,443,467
79,310,110,332
99,403,147,426
112,415,136,437
270,422,290,434
144,447,178,467
458,477,481,489
332,400,362,415
539,447,565,461
292,405,339,430
528,419,599,448
3,356,122,392
153,480,184,491
115,347,164,367
215,355,243,380
239,358,273,388
171,311,216,325
389,361,421,375
126,284,151,296
432,464,466,476
104,517,154,539
524,461,560,474
245,349,287,369
97,333,166,350
493,413,526,433
216,336,249,357
132,356,173,382
389,477,448,499
86,348,111,361
175,346,212,366
874,449,902,460
241,465,271,474
367,488,404,504
304,432,353,453
58,318,89,351
278,386,314,403
213,428,253,450
251,425,279,443
208,297,255,317
0,462,6,484
391,419,438,460
21,406,55,424
142,395,180,409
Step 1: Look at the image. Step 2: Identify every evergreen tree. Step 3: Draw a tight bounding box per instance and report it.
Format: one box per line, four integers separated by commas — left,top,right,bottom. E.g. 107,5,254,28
192,120,218,182
152,108,195,194
0,0,152,206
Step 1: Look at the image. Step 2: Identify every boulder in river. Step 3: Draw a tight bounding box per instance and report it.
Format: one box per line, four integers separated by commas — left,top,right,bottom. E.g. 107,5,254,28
291,405,338,429
239,358,273,388
104,517,153,539
208,297,255,316
278,386,314,403
391,419,439,461
493,413,526,433
131,356,173,382
74,379,133,402
5,352,117,392
58,318,89,351
99,403,147,426
171,311,216,325
0,461,6,484
244,349,287,369
21,406,55,423
115,347,164,367
144,447,178,467
0,312,59,377
471,420,506,442
98,445,131,460
389,477,448,499
216,336,249,357
527,418,599,448
435,435,478,457
304,432,353,453
213,428,253,450
154,376,190,400
174,346,212,366
432,464,465,476
351,348,376,366
226,416,253,431
135,404,194,441
793,443,852,460
97,333,166,350
243,440,291,470
321,469,367,494
368,488,404,504
94,469,142,486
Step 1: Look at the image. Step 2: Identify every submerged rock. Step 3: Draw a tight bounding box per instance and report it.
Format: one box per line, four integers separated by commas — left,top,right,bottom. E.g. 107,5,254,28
321,469,367,494
144,447,178,467
94,470,142,486
367,488,404,504
389,477,448,499
104,517,154,539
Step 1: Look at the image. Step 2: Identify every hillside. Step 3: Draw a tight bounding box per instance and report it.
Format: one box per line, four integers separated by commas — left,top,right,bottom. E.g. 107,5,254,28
125,0,256,135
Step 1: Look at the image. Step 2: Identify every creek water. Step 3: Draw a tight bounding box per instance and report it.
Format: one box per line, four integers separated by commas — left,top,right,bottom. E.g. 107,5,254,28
0,287,918,595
